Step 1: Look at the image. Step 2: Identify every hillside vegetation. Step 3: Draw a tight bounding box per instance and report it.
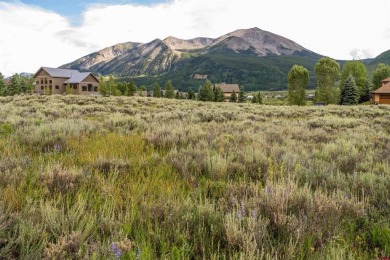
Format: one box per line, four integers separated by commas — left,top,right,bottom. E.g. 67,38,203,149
0,95,389,259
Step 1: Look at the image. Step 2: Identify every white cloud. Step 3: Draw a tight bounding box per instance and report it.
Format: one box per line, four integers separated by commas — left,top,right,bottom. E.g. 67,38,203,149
0,0,389,76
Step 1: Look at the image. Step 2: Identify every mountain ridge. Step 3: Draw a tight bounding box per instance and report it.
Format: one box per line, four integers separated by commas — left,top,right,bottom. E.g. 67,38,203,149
60,28,389,91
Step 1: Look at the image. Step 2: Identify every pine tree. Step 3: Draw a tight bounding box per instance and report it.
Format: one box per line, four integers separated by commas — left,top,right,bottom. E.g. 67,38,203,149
153,82,161,98
359,79,371,103
127,81,137,96
256,92,262,104
214,87,225,102
229,90,237,102
198,80,214,101
238,86,245,103
165,80,175,98
187,88,195,100
340,74,358,105
7,74,21,96
0,73,6,96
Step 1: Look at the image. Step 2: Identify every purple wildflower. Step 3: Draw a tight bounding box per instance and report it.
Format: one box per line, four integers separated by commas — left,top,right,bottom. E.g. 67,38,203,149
111,242,117,251
231,197,237,207
251,210,257,219
236,210,242,220
115,248,122,258
266,186,272,194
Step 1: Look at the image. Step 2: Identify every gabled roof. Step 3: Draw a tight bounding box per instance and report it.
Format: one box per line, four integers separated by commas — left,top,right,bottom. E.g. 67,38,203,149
33,67,79,78
214,83,240,93
64,72,92,84
373,82,390,94
380,77,390,83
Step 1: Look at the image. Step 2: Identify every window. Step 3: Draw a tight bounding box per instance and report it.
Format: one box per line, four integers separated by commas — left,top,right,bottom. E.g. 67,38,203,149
55,86,59,90
88,84,92,92
49,86,52,90
36,81,39,84
44,78,47,84
73,85,77,90
94,86,98,92
82,86,87,91
41,86,44,90
41,79,43,84
49,80,52,84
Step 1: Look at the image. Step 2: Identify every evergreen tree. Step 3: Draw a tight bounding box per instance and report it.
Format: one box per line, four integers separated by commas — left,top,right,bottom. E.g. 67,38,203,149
20,79,28,93
0,73,6,96
340,74,358,105
153,82,161,98
7,74,21,96
238,86,245,103
98,77,108,96
340,61,368,102
229,90,237,102
288,65,308,106
187,88,196,100
117,82,127,95
256,92,263,104
314,57,340,104
251,95,257,103
372,63,390,90
127,81,137,96
359,79,372,103
214,87,225,102
165,80,175,98
198,80,214,101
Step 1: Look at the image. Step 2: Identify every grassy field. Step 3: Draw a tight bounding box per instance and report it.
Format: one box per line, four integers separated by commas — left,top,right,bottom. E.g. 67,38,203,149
0,95,389,259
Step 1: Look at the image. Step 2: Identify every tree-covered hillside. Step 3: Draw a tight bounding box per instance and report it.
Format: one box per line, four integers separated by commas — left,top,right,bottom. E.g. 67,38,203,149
125,52,320,91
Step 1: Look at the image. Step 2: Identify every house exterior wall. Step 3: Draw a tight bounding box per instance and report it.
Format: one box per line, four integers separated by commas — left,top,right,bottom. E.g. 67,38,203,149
373,93,390,104
34,68,98,95
379,94,390,104
79,75,99,96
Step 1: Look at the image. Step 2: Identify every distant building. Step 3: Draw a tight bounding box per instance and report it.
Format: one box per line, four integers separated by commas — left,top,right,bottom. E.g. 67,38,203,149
193,74,208,79
213,83,240,100
33,67,99,95
372,77,390,105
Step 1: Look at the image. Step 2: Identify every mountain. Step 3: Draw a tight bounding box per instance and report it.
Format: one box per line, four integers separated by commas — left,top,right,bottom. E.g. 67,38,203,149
61,42,141,71
61,27,322,90
365,49,390,74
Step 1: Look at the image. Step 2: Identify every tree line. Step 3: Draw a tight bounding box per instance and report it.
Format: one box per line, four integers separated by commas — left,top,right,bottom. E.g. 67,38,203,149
0,73,34,96
287,59,390,106
98,76,263,104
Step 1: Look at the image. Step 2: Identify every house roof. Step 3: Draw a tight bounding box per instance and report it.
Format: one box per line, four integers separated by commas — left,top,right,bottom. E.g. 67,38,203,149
33,67,80,78
64,72,92,84
380,77,390,83
214,83,239,93
373,82,390,94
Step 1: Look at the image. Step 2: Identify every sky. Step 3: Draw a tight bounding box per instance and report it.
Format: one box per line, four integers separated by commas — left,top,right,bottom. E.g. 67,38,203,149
0,0,389,76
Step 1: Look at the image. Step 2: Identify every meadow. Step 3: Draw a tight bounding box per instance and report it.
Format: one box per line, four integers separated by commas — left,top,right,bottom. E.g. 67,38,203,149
0,94,389,259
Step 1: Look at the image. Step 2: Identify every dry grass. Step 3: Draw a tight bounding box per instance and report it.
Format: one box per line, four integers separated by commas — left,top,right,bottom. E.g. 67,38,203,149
0,94,389,259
